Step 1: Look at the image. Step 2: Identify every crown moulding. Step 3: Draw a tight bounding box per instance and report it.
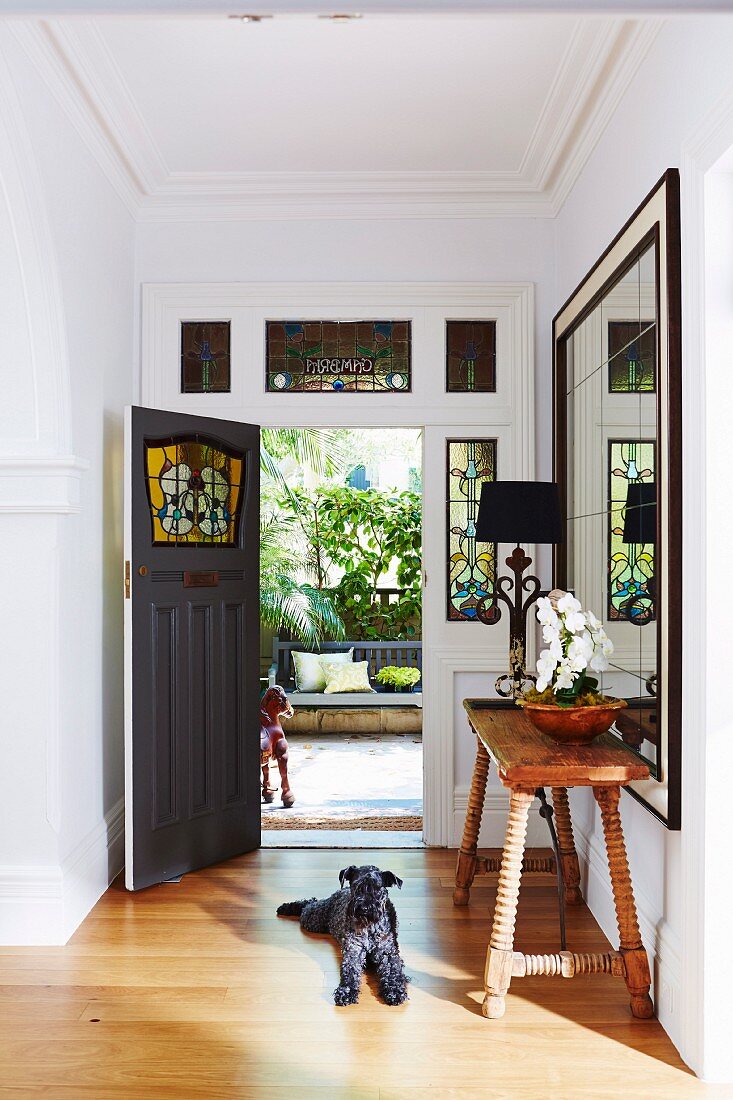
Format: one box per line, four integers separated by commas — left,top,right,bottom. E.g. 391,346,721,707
8,16,661,221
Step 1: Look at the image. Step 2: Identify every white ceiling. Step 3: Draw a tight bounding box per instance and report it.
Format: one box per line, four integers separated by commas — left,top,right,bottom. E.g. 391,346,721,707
10,14,662,217
88,16,574,175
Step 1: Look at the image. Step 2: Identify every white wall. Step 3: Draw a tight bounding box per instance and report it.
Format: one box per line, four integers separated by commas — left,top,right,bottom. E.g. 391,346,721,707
554,15,733,1076
700,165,733,1085
0,31,134,943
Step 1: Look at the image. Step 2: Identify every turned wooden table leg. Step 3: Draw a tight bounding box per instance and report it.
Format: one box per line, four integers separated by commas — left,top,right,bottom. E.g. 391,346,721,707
482,787,534,1019
453,737,490,906
594,785,654,1019
551,786,582,905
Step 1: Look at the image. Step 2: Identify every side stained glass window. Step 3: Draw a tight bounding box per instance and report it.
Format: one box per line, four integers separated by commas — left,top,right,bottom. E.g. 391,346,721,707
181,322,231,394
608,439,656,621
608,321,656,393
266,320,411,392
447,439,497,621
145,435,245,546
446,320,497,393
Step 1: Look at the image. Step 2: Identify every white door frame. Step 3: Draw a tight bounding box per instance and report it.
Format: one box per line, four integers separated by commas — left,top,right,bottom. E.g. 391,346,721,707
142,280,534,845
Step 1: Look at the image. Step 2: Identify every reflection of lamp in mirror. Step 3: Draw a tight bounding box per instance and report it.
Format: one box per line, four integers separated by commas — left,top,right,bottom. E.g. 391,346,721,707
621,482,656,626
622,481,657,700
474,481,563,700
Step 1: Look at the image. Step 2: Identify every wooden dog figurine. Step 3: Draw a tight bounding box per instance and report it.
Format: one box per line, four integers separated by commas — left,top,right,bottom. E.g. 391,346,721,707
260,686,295,808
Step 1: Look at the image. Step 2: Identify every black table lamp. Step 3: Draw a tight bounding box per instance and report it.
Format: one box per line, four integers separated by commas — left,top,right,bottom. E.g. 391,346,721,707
622,482,656,545
621,481,656,626
475,481,563,700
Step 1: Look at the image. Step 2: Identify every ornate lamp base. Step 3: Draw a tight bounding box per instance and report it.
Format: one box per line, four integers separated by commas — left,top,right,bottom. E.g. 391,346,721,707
476,545,541,701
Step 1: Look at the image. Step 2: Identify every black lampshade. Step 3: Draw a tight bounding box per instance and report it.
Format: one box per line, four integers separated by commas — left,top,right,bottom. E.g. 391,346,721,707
475,481,563,545
623,482,657,545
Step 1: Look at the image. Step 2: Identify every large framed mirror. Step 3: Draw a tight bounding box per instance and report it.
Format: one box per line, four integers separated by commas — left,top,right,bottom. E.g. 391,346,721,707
553,169,681,828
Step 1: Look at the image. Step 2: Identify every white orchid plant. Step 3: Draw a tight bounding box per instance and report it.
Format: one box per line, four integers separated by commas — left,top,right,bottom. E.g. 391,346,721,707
534,592,614,704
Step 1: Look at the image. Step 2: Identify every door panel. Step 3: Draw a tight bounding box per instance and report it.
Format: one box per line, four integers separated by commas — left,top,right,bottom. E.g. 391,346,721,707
125,406,260,890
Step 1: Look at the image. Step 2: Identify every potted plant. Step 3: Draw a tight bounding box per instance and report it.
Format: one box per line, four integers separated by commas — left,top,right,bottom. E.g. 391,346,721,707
517,591,626,744
376,665,421,693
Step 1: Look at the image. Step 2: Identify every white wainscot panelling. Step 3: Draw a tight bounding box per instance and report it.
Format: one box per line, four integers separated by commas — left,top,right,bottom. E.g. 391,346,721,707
451,671,546,849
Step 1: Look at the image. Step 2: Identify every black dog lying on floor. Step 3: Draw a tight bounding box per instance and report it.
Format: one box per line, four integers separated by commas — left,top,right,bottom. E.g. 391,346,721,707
277,864,410,1006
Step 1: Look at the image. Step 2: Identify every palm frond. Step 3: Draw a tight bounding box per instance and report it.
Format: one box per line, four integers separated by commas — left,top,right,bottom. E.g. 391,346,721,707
260,577,345,649
262,427,348,478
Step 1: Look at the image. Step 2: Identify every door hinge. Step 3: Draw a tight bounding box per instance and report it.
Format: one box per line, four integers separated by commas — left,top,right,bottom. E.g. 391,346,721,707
124,560,131,599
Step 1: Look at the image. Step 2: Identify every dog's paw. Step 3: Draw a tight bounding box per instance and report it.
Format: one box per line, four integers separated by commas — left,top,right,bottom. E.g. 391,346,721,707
382,986,409,1006
333,985,359,1006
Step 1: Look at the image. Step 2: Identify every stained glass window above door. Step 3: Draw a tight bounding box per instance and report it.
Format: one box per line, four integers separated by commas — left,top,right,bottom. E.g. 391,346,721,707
266,320,411,392
447,439,497,621
608,321,656,393
446,320,497,392
145,435,245,546
181,321,231,394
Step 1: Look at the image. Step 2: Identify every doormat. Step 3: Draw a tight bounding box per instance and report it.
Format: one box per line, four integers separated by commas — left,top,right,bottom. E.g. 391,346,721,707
262,815,422,832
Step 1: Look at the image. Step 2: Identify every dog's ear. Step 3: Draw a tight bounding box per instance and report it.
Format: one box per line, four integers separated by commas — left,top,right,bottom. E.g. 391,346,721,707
381,871,403,890
339,866,358,889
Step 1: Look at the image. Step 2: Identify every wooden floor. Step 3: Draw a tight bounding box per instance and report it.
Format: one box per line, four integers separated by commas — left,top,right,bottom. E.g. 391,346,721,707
0,848,726,1099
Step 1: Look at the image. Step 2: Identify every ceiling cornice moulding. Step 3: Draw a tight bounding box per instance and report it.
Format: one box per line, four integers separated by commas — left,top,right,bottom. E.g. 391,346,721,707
13,15,660,221
8,21,142,216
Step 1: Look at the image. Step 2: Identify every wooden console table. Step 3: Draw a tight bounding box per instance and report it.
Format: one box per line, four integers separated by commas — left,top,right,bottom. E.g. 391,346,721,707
455,700,654,1021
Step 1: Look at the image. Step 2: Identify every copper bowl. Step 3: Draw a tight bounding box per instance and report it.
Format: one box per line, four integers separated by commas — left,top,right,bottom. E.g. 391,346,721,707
517,698,627,746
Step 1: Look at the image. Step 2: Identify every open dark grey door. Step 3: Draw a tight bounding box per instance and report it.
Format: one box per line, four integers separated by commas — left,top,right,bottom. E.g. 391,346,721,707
124,406,260,890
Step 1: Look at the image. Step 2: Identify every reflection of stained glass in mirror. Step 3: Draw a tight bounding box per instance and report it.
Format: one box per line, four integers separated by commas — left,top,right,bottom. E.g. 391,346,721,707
608,440,656,621
447,439,497,621
266,320,411,393
181,322,231,394
145,435,245,546
446,320,496,392
608,321,656,392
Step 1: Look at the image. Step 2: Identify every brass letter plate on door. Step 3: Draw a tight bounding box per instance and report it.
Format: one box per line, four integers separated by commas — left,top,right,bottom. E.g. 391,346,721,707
183,571,220,588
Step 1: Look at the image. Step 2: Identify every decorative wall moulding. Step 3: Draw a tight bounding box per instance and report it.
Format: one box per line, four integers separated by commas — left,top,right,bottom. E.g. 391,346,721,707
0,455,89,514
143,281,534,441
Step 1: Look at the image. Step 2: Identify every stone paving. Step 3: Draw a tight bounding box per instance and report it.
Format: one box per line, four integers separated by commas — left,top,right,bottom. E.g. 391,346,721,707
260,731,423,825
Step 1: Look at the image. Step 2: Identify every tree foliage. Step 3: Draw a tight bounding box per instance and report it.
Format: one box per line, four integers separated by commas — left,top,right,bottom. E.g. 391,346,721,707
259,513,344,649
285,486,422,641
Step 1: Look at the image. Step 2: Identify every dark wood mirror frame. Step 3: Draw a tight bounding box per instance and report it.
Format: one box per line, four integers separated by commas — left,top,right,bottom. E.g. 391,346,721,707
552,168,682,829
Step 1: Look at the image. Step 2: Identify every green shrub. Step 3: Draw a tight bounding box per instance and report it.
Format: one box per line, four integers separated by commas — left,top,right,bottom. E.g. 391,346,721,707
284,485,421,642
375,665,421,690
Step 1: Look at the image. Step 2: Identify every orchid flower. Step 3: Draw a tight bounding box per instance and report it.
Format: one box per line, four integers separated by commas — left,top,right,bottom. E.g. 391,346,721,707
533,590,614,698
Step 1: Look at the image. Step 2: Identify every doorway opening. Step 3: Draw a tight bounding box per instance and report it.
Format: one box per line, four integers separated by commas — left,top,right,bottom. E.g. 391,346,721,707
259,427,423,848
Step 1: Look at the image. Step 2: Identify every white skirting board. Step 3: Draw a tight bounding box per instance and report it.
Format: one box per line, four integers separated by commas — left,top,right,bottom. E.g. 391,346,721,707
573,824,683,1055
0,798,124,946
452,787,550,849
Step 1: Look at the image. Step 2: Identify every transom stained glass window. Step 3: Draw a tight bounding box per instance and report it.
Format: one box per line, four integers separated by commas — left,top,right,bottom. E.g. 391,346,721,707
447,439,497,621
446,320,497,393
608,321,656,393
608,439,656,622
266,321,411,393
181,322,231,394
145,435,244,546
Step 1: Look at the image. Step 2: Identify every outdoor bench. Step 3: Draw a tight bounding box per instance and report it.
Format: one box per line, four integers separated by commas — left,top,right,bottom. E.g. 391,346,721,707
268,638,423,709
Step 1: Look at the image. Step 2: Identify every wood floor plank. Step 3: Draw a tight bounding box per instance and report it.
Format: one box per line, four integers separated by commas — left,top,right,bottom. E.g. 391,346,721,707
0,849,716,1098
